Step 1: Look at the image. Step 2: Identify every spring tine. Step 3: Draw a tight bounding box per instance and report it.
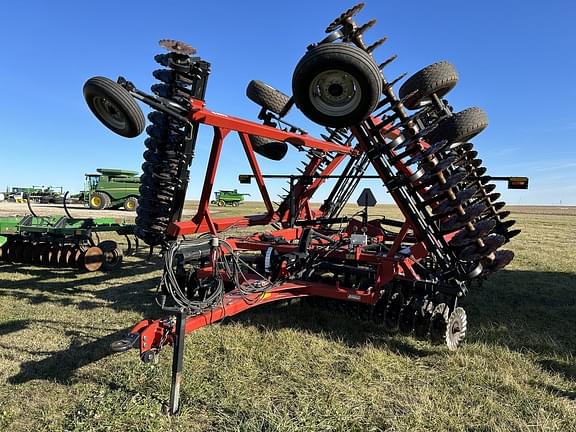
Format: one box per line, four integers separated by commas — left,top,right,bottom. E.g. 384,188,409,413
367,37,387,53
334,128,349,138
62,191,74,219
124,235,133,255
147,246,154,263
355,19,377,36
386,72,407,89
322,133,344,144
379,54,398,70
26,194,39,218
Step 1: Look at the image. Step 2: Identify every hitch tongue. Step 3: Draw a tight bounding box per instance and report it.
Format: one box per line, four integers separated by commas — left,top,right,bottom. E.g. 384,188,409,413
110,333,140,353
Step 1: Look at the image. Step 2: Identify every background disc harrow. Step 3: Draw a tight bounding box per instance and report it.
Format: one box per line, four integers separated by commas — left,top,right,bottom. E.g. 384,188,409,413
0,237,126,272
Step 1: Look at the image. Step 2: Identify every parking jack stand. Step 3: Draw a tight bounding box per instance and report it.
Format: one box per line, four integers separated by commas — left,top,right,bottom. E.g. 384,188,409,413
167,309,187,416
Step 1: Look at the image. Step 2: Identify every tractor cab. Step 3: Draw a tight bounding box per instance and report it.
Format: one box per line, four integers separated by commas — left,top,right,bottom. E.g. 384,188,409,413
84,173,101,196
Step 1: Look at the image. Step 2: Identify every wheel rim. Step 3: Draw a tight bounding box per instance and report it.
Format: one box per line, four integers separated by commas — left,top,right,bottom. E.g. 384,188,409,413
126,199,136,210
104,249,122,269
90,195,101,208
92,96,127,130
309,69,362,116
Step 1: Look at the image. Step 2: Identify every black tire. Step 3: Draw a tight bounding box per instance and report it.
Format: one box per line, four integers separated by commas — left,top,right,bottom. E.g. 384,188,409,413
249,135,288,161
246,80,292,117
292,43,383,128
83,76,145,138
89,191,111,210
98,240,123,272
123,196,139,211
399,61,458,110
425,108,488,144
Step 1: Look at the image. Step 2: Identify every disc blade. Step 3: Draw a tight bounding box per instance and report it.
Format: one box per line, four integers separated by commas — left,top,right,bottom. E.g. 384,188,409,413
441,202,487,233
482,249,514,275
449,219,497,247
459,234,507,262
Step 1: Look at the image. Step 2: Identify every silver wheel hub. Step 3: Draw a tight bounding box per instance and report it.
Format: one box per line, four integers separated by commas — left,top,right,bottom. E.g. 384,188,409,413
309,70,362,116
93,96,127,130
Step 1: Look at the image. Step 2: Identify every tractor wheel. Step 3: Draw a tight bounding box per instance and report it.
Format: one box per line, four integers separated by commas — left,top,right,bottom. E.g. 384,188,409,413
83,76,145,138
89,192,111,210
217,200,225,207
231,201,239,207
398,61,459,110
249,135,288,161
246,80,292,117
292,43,382,128
123,196,139,211
425,107,488,145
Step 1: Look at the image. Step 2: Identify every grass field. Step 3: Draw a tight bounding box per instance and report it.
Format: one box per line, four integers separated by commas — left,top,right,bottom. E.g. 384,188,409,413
0,203,574,431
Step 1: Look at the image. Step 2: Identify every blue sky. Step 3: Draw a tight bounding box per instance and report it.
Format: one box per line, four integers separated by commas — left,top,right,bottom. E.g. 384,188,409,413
1,0,575,205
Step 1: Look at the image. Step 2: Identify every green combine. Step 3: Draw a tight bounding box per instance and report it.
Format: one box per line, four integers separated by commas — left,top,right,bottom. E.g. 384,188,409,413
211,189,250,207
83,168,140,211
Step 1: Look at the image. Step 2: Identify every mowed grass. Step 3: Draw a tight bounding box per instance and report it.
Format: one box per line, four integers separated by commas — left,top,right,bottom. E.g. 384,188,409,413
0,204,574,431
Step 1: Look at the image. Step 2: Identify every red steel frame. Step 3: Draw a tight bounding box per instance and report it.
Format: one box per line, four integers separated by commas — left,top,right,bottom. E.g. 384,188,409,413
128,97,453,357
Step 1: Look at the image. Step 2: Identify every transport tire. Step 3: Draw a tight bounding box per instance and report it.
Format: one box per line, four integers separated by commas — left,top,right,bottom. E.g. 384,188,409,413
246,80,292,117
425,107,488,144
123,196,139,211
292,43,382,127
83,76,146,138
249,135,288,161
399,61,458,110
89,192,110,210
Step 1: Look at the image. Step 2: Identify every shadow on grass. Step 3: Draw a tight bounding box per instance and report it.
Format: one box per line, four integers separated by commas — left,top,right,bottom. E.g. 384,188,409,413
223,298,436,358
0,316,132,385
0,260,162,385
531,382,576,401
537,358,576,382
221,269,576,360
3,267,575,386
463,269,576,357
7,324,129,385
0,259,162,315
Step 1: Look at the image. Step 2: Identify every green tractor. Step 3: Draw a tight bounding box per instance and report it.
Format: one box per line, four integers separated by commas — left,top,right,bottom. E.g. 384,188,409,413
84,168,140,211
211,189,250,207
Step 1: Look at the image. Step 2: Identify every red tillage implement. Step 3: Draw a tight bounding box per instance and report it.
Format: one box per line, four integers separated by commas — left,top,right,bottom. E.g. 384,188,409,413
83,3,528,414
